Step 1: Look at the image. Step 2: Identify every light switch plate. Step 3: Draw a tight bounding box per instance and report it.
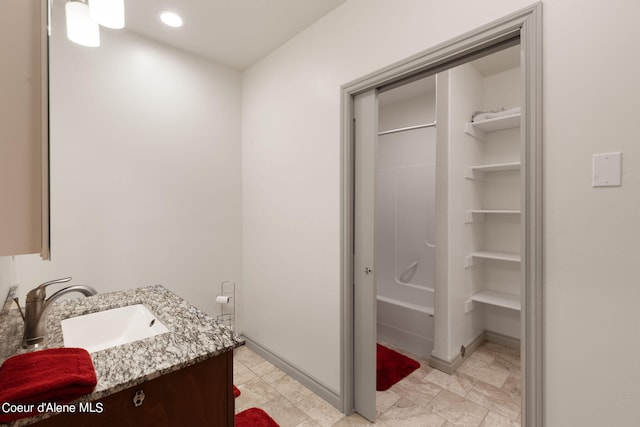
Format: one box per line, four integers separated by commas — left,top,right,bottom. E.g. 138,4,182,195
593,152,622,187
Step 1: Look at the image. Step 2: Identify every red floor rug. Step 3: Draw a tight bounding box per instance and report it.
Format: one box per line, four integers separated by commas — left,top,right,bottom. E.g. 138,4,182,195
377,343,420,391
233,385,240,398
236,408,279,427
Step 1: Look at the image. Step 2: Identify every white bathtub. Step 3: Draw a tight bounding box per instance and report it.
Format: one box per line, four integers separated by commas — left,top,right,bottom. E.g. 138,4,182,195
377,289,434,359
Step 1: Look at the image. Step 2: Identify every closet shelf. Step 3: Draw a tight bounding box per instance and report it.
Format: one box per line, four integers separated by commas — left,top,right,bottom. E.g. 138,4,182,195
471,290,521,311
465,161,521,180
465,113,521,141
465,210,521,223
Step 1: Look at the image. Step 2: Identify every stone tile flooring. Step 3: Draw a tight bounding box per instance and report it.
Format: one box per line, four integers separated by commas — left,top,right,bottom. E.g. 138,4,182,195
234,341,521,426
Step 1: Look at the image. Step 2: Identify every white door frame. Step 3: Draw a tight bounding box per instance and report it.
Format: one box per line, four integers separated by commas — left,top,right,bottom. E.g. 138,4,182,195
340,3,542,425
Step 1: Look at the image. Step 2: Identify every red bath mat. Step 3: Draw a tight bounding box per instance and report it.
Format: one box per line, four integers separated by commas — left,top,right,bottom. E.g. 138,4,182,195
233,385,241,398
377,343,420,391
236,408,279,427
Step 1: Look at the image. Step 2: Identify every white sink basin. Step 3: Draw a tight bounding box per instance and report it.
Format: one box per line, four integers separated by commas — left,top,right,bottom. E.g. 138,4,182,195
61,304,170,353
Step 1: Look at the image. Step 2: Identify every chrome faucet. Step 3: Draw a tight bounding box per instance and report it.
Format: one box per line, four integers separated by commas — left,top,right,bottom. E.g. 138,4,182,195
14,277,98,349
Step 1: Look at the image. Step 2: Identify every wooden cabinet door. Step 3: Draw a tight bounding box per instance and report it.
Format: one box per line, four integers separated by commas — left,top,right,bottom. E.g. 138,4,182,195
0,0,49,258
35,351,234,427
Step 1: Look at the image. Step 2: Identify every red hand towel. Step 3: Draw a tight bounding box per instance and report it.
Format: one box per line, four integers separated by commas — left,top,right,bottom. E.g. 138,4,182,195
0,348,97,422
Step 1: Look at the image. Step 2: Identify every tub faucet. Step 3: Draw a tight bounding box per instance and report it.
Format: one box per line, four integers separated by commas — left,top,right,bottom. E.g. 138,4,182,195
14,277,98,349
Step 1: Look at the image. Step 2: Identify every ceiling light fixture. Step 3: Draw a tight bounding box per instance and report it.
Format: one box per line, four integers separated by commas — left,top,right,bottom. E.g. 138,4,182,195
65,0,100,47
160,11,183,28
89,0,125,29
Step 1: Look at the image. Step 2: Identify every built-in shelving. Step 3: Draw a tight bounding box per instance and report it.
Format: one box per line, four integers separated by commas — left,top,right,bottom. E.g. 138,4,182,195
465,161,521,180
471,289,521,311
464,112,521,141
460,64,522,337
465,209,521,223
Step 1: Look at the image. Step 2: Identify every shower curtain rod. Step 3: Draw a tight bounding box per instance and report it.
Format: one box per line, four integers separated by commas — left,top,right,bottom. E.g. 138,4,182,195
377,121,436,136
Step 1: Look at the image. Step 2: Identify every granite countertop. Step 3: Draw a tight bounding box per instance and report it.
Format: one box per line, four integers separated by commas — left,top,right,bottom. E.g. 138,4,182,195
0,285,244,426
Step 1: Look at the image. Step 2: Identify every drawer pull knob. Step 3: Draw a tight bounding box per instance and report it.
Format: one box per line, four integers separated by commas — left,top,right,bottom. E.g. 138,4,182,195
133,390,145,407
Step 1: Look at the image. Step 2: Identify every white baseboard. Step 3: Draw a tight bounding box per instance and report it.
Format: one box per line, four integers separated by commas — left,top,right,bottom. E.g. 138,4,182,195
241,335,344,413
428,331,486,374
484,329,520,349
428,330,521,374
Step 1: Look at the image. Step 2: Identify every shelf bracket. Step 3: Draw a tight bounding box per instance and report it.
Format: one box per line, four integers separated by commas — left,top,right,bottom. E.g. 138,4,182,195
464,122,485,141
464,255,475,269
465,168,485,181
465,211,486,223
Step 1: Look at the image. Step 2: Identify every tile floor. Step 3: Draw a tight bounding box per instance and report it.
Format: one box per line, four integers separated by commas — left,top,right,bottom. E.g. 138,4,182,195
233,341,521,427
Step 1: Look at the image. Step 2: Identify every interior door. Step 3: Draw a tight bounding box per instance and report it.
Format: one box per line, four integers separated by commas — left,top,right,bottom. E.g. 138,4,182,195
353,89,378,422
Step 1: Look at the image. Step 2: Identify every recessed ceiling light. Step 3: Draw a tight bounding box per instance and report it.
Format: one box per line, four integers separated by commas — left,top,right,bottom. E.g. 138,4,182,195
160,11,183,28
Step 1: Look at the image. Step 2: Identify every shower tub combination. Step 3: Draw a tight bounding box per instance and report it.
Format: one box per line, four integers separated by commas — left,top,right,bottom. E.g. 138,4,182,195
375,123,436,359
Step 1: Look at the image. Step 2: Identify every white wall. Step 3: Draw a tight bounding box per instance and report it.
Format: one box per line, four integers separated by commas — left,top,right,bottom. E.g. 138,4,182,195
242,0,640,424
13,6,242,318
378,90,436,131
0,257,13,304
241,0,529,396
437,63,486,361
542,1,640,425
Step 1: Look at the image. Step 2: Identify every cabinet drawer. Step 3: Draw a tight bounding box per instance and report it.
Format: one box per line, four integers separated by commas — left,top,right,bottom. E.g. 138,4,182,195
35,351,234,427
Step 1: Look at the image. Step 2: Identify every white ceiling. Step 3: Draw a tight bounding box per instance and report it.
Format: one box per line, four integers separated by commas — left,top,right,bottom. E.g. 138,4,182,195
54,0,346,70
123,0,346,70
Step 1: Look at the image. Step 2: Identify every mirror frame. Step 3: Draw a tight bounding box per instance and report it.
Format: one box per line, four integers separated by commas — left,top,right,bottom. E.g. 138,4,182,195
340,3,542,425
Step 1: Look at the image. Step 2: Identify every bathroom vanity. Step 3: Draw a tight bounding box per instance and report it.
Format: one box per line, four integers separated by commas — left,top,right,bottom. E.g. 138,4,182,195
0,285,244,426
33,353,233,427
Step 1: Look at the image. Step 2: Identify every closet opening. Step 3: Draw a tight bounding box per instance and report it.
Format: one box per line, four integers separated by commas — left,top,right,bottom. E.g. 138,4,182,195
341,4,541,426
368,44,523,424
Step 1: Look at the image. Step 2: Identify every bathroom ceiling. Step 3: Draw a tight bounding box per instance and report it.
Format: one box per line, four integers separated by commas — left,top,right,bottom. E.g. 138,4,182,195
123,0,346,70
54,0,346,70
